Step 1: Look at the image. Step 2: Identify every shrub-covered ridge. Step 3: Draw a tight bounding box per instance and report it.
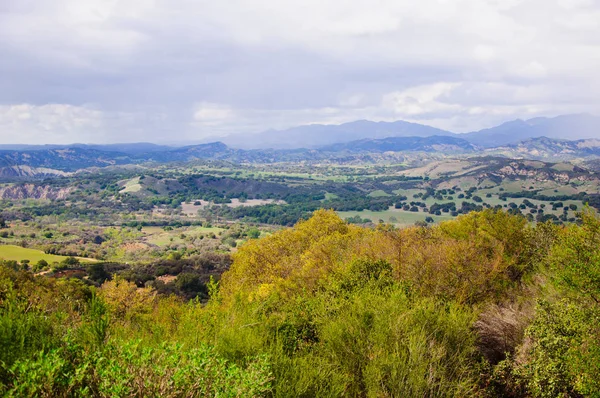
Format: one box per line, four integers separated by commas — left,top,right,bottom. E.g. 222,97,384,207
1,209,600,396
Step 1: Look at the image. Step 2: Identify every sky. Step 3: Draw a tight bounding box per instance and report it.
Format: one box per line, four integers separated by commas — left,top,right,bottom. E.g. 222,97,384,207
0,0,599,144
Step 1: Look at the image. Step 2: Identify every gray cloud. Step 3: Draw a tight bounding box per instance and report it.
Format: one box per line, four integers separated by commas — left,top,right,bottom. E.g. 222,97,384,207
1,0,599,144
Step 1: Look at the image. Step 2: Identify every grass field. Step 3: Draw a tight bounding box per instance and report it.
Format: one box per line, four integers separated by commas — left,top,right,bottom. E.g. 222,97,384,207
337,209,454,226
119,177,142,193
0,245,95,264
368,190,392,197
392,184,586,219
324,192,340,201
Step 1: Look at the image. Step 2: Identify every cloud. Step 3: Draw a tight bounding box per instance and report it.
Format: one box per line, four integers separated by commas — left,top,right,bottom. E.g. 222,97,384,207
193,103,235,126
0,104,178,144
0,0,599,143
382,83,463,117
0,104,103,144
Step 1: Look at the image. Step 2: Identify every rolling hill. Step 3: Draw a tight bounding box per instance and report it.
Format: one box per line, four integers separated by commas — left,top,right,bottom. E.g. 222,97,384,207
486,137,600,160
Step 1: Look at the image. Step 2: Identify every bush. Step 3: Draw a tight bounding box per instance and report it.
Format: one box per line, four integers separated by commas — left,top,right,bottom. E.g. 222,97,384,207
5,342,272,397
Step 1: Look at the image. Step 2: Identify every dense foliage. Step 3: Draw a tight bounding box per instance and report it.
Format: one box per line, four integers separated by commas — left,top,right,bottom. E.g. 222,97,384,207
1,209,600,396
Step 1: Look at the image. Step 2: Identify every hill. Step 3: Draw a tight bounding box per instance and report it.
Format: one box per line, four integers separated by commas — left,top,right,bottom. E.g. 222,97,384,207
0,143,173,154
397,156,597,193
486,137,600,160
0,148,132,172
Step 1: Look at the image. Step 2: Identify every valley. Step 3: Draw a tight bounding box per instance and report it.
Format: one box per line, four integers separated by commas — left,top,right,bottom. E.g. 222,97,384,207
0,144,598,293
3,118,600,396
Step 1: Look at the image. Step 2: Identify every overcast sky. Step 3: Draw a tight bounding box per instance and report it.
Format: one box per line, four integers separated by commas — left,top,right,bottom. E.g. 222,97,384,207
1,0,599,144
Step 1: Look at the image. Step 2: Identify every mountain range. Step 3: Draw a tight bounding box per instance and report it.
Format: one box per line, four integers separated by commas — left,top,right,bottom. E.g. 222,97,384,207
220,113,600,149
0,135,599,178
221,120,454,149
1,113,597,153
461,114,600,147
1,113,600,177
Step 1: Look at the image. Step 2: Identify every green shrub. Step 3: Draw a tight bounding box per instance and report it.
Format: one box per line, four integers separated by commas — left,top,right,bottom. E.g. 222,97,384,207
6,341,272,398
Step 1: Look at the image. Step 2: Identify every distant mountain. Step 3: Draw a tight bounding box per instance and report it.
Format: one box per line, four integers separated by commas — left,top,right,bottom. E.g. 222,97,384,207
165,142,234,160
0,137,470,176
1,114,596,153
320,136,477,153
139,142,234,162
5,132,600,179
223,120,454,149
462,114,600,147
0,113,597,156
218,114,599,149
462,119,532,147
71,143,174,154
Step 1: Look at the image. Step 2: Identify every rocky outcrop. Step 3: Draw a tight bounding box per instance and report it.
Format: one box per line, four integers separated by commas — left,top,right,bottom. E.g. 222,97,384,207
0,184,72,200
0,166,70,178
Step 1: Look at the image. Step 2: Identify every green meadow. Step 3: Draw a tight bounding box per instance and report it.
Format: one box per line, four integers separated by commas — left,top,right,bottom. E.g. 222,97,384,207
0,245,95,264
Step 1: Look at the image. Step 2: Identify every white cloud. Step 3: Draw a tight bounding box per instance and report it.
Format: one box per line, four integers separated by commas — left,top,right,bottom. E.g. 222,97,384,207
0,104,176,144
381,83,463,117
0,0,599,142
193,103,235,125
0,104,104,143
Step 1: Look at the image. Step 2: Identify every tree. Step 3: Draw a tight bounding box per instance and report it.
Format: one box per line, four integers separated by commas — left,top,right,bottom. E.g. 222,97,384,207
36,259,48,268
62,257,80,266
175,273,207,298
33,259,48,272
247,228,261,239
88,263,110,284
